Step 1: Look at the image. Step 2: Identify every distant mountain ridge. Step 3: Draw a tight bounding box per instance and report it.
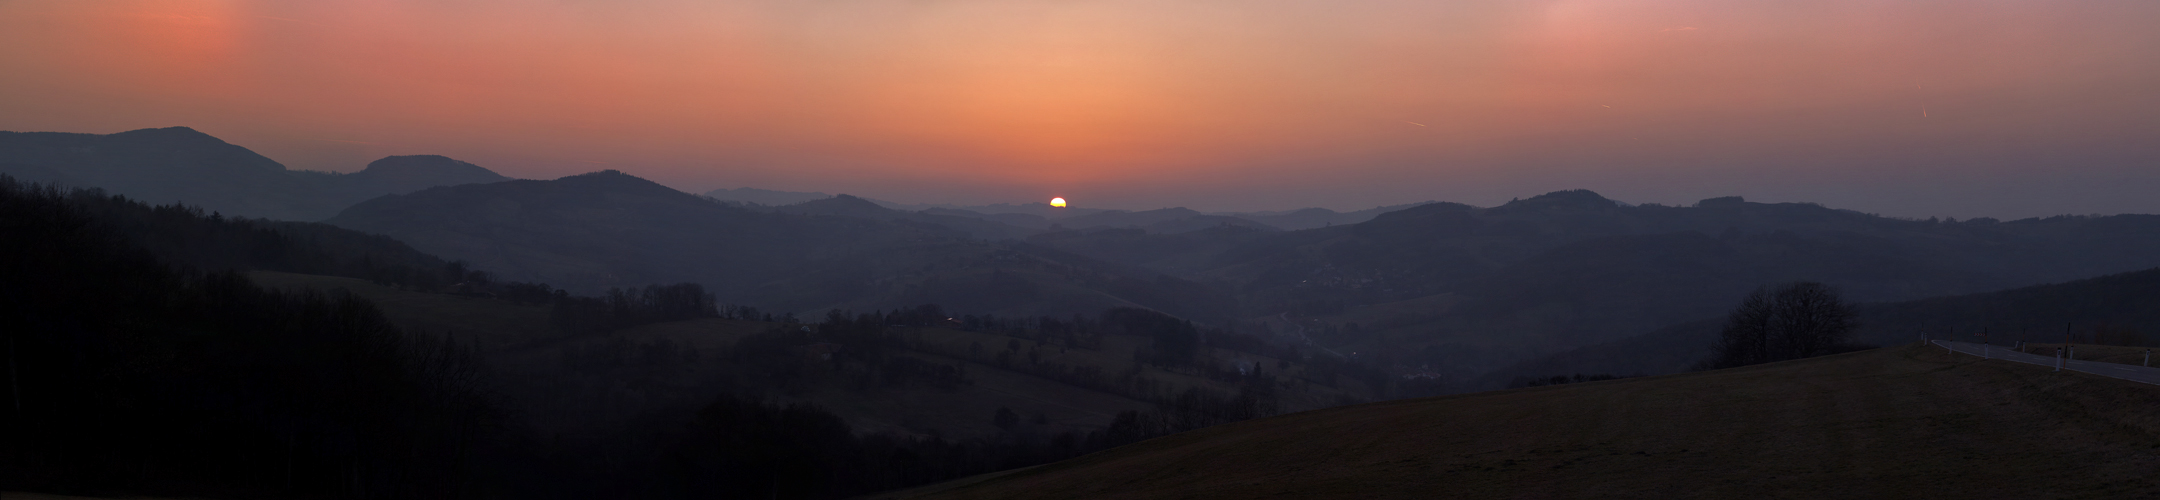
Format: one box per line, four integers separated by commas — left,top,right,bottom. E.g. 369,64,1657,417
0,127,512,221
1054,207,1279,233
344,155,510,194
1209,201,1438,230
326,170,1238,320
700,184,1425,230
28,126,2160,391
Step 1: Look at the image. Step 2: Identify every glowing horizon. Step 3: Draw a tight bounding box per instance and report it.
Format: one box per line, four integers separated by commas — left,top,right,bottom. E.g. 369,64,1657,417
3,0,2158,218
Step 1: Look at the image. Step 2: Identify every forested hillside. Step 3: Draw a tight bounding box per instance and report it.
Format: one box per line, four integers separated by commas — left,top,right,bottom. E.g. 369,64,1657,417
0,127,509,221
0,176,495,498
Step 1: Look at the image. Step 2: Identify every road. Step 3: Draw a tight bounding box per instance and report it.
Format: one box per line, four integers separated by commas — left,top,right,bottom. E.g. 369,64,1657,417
1933,340,2160,386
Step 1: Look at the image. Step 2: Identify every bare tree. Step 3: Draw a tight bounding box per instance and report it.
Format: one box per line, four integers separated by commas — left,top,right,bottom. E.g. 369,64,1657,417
1701,282,1858,369
1710,286,1777,367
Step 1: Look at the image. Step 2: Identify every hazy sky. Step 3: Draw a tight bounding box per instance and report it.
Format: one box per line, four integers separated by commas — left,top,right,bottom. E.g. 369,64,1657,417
3,0,2157,218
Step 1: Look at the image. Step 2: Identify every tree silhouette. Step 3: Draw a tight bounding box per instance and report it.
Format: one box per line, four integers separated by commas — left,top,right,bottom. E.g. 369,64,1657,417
1700,281,1859,369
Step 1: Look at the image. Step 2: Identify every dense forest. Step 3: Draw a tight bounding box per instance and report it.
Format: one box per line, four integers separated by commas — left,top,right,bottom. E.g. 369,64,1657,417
0,177,493,498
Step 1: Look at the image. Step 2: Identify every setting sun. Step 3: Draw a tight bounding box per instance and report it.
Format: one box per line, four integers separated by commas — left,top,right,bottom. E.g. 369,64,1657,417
1050,197,1067,208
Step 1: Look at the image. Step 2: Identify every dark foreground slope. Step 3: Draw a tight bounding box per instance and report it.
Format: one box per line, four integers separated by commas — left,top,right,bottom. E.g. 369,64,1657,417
0,178,492,499
895,344,2160,499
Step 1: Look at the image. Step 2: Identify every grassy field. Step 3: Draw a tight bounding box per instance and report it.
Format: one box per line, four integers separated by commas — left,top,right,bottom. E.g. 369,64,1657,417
892,343,2160,499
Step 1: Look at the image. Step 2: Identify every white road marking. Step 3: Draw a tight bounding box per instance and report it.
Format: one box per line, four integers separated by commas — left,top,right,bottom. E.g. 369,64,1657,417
1934,341,2159,386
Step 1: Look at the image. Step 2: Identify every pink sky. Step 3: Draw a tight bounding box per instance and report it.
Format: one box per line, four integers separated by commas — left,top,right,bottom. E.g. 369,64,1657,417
3,0,2156,218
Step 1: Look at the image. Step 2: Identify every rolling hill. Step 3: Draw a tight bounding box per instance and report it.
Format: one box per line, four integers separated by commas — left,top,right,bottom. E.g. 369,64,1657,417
0,127,512,221
1209,201,1436,230
1051,207,1279,234
890,343,2160,499
21,125,2160,395
323,170,1240,321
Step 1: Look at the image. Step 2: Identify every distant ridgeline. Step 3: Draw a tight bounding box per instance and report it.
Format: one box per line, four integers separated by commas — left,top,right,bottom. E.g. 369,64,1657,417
0,127,511,221
326,170,1243,323
1481,265,2160,388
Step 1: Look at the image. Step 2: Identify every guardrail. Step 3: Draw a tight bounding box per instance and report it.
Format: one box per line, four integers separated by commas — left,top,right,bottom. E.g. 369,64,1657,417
1933,340,2160,386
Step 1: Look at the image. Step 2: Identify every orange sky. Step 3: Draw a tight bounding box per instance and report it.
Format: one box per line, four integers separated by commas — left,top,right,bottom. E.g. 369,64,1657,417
3,0,2157,218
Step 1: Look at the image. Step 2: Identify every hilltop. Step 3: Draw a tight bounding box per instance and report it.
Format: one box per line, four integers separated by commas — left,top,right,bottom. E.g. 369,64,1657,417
1209,201,1436,230
894,343,2160,499
0,127,511,220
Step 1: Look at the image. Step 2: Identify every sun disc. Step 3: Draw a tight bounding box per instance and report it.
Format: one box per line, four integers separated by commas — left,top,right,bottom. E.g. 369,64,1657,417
1050,197,1067,208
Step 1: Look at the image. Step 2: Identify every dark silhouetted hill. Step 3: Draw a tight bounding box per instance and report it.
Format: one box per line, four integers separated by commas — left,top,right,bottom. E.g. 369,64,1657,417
0,127,512,220
779,193,891,218
772,194,1041,239
923,207,1053,228
340,154,511,195
325,170,1236,321
924,201,1108,220
1052,207,1279,234
703,186,831,206
1213,201,1437,230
